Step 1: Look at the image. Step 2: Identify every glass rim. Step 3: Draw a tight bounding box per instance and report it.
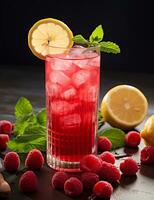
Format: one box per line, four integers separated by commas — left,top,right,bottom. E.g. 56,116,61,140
45,45,100,61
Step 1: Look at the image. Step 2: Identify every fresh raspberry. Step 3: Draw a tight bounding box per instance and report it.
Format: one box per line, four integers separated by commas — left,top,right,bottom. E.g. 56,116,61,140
52,172,68,190
125,131,141,148
99,151,115,164
81,172,99,190
100,161,121,183
0,120,12,136
80,154,102,174
25,149,44,170
19,171,38,193
64,177,83,197
140,146,154,165
120,158,138,176
93,181,113,198
98,136,112,152
4,152,20,172
0,134,9,151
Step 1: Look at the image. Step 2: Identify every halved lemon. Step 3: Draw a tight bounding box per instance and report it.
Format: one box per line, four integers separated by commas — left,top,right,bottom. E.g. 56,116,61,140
28,18,74,60
101,85,148,130
141,115,154,146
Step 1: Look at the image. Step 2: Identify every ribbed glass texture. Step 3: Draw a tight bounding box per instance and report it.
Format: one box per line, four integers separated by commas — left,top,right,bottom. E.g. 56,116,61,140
46,47,100,171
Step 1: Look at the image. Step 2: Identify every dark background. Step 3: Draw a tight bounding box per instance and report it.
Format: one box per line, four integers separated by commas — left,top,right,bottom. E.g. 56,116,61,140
0,0,154,72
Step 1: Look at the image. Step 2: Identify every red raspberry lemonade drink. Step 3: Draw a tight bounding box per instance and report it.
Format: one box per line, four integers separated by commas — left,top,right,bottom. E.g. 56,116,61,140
46,47,100,171
28,18,120,171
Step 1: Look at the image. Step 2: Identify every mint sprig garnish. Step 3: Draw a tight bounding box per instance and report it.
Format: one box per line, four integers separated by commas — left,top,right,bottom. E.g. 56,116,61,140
8,97,47,153
73,25,120,54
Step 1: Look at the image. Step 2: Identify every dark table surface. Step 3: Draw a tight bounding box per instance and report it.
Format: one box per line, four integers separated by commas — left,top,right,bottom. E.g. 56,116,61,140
0,66,154,200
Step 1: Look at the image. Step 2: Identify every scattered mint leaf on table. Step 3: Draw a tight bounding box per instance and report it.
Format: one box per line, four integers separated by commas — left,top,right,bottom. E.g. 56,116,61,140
15,97,33,118
99,128,125,149
73,24,120,54
8,134,46,153
37,108,46,127
8,97,47,153
13,113,37,135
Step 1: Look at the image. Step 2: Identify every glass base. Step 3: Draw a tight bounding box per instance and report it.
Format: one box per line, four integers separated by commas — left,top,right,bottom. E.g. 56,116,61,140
47,153,81,172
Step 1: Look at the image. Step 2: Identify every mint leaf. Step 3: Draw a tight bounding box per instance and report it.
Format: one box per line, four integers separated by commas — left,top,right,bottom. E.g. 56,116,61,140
24,124,46,135
15,97,33,119
99,128,125,149
100,41,120,54
8,134,46,153
13,113,37,135
72,35,89,45
89,25,104,43
37,108,46,126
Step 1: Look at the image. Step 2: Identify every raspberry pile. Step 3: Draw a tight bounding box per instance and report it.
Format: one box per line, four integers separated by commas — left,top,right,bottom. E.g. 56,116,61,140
1,120,154,199
51,154,119,198
2,149,45,193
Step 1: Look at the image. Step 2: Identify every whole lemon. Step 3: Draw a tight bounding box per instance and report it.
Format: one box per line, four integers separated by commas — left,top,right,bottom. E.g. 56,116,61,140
141,115,154,146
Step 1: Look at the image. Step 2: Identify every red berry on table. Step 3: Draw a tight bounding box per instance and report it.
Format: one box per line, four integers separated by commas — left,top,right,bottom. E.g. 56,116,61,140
125,131,141,148
4,152,20,172
80,154,102,174
140,146,154,165
93,181,113,199
0,120,12,136
52,172,68,190
64,177,83,197
99,161,121,183
25,149,44,170
0,134,9,151
19,171,38,193
120,158,138,176
81,172,99,190
98,136,112,152
99,151,115,164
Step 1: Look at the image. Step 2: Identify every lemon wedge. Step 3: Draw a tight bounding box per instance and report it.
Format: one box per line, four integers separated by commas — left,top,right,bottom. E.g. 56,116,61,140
28,18,74,60
101,85,148,130
141,115,154,146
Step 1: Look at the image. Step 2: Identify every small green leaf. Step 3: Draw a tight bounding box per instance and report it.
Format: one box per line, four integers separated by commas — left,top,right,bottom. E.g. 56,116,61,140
13,113,37,135
15,97,33,119
37,108,46,126
99,128,125,149
89,25,104,43
24,124,47,135
100,41,120,54
72,35,89,45
8,134,46,153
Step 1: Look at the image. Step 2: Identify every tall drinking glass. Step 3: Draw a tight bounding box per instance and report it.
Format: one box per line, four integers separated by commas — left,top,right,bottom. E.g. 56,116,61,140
46,46,100,171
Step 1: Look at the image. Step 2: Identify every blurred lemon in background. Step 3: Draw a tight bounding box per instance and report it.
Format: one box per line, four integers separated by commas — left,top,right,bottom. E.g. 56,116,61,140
141,115,154,146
